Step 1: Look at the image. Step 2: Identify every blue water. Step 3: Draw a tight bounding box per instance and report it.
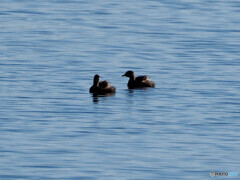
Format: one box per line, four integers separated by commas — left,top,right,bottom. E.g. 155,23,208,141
1,0,240,179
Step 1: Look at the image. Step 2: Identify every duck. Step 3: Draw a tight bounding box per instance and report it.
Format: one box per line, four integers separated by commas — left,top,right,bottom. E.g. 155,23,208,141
89,74,116,94
122,70,155,89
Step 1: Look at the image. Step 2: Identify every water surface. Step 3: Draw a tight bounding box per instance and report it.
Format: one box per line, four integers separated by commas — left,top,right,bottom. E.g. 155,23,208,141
0,0,240,179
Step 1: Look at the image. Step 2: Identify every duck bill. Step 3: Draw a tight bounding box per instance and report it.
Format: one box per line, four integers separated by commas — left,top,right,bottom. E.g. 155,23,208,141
122,74,126,77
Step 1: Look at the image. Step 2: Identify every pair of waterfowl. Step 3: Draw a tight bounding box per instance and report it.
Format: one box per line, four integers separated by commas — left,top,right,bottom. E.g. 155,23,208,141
89,71,155,94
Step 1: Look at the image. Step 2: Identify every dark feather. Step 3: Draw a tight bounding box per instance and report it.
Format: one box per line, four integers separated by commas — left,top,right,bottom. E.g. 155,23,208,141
135,75,150,82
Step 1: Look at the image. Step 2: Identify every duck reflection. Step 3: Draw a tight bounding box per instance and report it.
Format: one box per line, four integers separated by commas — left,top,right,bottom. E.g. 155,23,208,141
126,87,150,95
91,93,115,103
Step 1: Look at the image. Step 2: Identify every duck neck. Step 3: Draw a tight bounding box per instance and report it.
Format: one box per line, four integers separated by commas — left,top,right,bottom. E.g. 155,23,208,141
93,79,99,87
128,75,135,88
129,74,135,81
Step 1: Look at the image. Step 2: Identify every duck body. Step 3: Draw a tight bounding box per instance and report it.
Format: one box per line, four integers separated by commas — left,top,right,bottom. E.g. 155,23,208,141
122,71,155,89
89,74,116,94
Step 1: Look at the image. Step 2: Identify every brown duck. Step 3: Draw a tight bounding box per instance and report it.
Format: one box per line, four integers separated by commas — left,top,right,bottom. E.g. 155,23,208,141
122,71,155,89
89,74,116,94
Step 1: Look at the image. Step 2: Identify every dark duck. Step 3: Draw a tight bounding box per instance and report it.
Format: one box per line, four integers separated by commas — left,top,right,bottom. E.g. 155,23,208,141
122,70,155,89
89,74,116,94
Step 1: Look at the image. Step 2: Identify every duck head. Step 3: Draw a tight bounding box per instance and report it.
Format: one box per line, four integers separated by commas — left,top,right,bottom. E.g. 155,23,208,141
122,71,135,78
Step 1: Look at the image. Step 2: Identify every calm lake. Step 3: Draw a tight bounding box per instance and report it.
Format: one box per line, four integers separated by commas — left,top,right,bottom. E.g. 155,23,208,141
0,0,240,179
